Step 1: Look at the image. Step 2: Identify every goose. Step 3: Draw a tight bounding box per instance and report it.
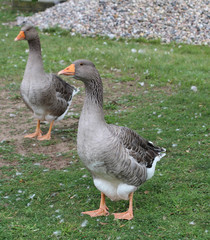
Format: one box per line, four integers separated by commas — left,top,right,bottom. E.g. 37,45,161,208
58,59,166,220
14,25,78,140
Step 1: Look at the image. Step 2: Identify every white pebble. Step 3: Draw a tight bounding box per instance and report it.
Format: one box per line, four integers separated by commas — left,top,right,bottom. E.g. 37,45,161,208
138,49,145,54
191,86,197,92
81,219,88,227
53,230,61,236
34,163,40,166
189,221,195,225
131,48,137,53
157,129,162,134
59,60,65,65
138,82,144,86
29,194,35,199
107,34,115,39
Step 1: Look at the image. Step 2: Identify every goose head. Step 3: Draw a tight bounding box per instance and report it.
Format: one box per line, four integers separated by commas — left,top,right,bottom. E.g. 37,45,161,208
58,59,99,83
15,25,38,42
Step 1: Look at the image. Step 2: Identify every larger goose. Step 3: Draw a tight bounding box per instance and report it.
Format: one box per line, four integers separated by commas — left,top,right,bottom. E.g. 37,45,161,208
14,25,78,140
58,60,166,220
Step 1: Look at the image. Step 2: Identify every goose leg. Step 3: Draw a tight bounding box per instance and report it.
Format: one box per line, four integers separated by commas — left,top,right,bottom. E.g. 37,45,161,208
82,192,109,217
113,192,134,220
37,121,54,141
24,120,42,139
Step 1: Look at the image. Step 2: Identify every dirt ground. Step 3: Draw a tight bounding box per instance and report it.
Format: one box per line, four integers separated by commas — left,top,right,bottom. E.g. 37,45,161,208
0,78,140,169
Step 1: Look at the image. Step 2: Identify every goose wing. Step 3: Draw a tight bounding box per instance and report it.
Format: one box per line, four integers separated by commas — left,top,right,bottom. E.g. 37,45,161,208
43,74,77,118
109,124,165,168
51,74,77,102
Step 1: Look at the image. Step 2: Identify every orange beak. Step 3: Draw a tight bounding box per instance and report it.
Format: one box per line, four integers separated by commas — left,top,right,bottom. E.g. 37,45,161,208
14,31,25,41
58,64,75,76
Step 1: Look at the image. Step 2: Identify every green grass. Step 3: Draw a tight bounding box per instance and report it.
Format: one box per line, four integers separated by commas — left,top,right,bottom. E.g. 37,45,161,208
0,2,209,239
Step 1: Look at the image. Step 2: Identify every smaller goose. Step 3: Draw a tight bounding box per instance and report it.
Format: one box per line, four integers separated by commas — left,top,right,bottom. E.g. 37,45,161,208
14,25,78,140
58,60,166,220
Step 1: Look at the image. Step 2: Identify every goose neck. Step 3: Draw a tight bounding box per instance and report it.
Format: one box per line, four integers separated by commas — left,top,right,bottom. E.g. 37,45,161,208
84,79,103,108
26,37,44,73
28,37,42,54
81,78,105,124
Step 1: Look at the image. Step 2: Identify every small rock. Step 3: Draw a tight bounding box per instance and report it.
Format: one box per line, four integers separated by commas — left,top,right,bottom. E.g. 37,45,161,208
81,219,88,227
15,1,209,45
53,230,61,236
191,86,197,92
131,48,137,53
138,82,144,86
189,221,195,225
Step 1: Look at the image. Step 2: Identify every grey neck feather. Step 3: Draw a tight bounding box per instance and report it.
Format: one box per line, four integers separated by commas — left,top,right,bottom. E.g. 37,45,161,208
81,73,105,124
84,76,103,108
25,37,44,75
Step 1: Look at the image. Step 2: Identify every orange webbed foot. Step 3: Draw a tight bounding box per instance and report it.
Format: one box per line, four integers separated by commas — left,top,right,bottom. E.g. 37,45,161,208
24,131,42,139
24,120,42,139
37,134,51,141
82,207,109,217
113,211,134,220
37,121,54,141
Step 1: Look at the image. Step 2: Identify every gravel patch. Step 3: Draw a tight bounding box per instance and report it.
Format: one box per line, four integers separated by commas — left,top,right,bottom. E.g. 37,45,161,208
16,0,210,45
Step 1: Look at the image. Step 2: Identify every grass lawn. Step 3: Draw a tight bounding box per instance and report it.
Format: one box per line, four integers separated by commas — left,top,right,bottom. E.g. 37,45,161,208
0,2,209,239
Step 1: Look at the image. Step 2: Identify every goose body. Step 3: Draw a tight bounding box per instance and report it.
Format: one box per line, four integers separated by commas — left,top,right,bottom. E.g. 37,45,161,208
15,25,78,140
59,59,166,220
78,118,164,201
21,72,75,122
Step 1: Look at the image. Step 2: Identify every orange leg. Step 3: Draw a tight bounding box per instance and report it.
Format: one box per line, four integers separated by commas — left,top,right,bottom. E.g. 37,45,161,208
37,121,54,141
113,192,134,220
82,192,109,217
24,120,42,139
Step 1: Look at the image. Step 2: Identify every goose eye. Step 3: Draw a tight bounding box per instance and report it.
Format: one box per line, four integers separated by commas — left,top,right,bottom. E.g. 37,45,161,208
80,63,84,66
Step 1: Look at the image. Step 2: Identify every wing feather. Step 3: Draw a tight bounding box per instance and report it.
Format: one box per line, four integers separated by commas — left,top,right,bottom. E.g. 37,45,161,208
108,124,165,168
52,74,76,102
